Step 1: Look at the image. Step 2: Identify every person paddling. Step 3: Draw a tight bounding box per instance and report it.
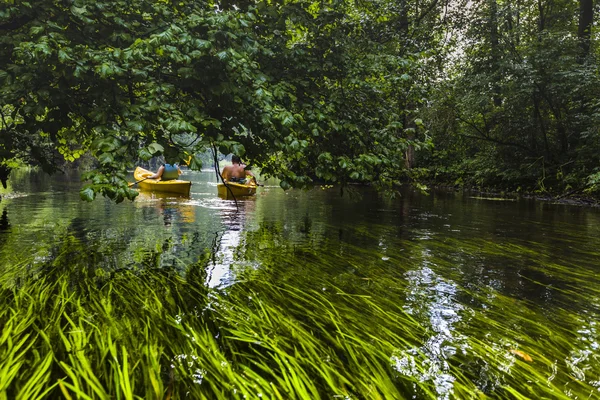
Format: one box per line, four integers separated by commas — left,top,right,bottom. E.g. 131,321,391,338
148,162,182,181
221,155,254,184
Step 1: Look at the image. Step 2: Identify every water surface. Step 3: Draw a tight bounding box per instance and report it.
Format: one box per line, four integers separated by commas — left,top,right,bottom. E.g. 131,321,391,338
2,169,600,398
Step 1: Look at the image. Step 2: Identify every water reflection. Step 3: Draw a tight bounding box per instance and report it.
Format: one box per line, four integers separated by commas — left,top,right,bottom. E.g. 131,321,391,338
393,265,465,399
0,208,9,232
134,190,195,226
3,169,600,398
567,298,600,391
205,197,256,289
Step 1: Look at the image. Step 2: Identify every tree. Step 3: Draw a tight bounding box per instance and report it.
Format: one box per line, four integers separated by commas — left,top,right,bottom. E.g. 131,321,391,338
1,0,436,201
423,0,600,193
578,0,594,59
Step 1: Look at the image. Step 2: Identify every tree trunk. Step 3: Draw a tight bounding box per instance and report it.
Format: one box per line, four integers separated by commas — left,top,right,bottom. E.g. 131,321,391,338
578,0,594,59
405,118,416,169
489,0,502,107
0,165,10,190
399,0,416,169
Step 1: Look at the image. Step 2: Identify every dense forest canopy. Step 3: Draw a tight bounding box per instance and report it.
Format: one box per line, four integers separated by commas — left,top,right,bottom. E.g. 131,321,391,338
0,0,598,201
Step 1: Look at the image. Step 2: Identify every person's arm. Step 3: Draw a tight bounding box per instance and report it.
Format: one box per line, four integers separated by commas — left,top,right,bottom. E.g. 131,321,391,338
148,165,164,179
244,168,257,185
221,166,230,181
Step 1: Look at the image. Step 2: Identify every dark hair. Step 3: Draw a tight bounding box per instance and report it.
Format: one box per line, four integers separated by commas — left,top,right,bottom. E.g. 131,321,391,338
232,155,242,164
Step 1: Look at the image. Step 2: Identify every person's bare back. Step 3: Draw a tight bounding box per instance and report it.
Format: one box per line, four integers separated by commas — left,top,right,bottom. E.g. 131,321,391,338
221,155,253,182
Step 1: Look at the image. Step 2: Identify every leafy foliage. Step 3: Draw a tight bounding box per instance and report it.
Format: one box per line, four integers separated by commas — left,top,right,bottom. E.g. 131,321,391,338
422,0,600,194
0,0,439,201
2,0,598,199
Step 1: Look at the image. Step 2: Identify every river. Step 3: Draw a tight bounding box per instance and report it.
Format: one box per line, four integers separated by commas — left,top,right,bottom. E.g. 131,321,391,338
1,168,600,399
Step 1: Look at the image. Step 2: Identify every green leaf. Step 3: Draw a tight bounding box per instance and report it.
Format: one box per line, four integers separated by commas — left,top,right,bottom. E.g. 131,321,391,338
30,26,44,35
80,187,96,202
58,49,71,63
201,119,221,128
73,65,86,77
93,138,120,152
282,113,295,127
71,5,87,16
187,155,202,170
231,143,246,156
98,153,114,165
138,148,152,161
98,63,113,77
196,39,212,49
147,143,164,154
126,120,144,131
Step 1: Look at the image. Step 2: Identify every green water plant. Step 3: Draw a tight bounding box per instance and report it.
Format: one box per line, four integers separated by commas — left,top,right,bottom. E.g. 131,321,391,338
2,218,600,399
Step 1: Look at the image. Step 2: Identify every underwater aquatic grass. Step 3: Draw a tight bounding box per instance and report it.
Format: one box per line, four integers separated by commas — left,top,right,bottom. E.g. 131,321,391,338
2,217,600,399
0,255,461,399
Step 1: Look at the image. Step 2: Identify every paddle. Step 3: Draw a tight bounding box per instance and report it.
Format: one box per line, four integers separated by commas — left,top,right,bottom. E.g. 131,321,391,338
128,176,152,187
251,176,264,187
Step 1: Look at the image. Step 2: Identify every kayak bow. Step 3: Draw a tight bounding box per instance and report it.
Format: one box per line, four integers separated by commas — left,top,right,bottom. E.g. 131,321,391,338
133,167,191,195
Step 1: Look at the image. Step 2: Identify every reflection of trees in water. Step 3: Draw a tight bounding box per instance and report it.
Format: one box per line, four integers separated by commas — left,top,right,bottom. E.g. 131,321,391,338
0,208,9,231
1,208,214,298
12,225,210,306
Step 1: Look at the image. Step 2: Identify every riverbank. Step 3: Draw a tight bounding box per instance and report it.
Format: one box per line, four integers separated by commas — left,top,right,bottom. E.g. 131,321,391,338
425,183,600,207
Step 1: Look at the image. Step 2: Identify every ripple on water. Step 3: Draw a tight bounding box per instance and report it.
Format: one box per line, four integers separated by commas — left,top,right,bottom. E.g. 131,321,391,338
187,198,238,210
1,192,29,199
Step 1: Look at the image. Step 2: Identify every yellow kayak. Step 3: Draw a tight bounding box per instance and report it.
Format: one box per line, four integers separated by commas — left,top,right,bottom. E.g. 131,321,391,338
217,180,257,199
133,167,191,195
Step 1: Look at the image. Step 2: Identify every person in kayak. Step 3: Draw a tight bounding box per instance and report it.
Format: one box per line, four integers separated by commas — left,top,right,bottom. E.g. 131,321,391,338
221,155,254,184
148,163,182,181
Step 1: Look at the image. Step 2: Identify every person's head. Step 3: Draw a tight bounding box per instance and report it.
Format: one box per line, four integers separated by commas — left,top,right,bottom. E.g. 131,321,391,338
232,155,242,165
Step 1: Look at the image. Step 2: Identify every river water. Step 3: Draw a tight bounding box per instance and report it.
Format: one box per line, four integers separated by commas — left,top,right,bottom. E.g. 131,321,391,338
2,168,600,398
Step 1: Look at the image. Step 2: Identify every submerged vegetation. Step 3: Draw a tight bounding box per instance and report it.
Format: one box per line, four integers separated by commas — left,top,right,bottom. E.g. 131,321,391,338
4,249,599,399
2,176,600,398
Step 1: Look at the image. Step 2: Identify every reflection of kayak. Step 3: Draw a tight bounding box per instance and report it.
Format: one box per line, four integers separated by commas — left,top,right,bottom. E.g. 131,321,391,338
217,181,257,198
133,167,191,195
134,190,196,223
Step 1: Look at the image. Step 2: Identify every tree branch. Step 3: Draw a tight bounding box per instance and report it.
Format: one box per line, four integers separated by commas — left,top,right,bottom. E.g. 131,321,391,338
457,133,533,152
415,0,440,26
0,108,9,131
